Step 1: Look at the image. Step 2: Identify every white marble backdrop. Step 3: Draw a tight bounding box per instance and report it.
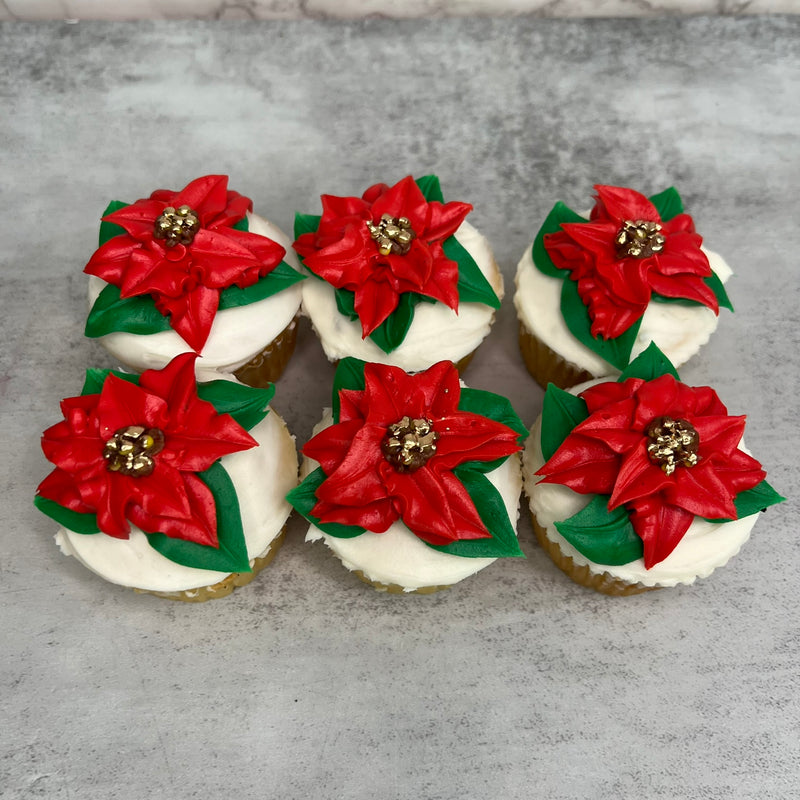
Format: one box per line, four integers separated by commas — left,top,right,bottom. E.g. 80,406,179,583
1,0,798,21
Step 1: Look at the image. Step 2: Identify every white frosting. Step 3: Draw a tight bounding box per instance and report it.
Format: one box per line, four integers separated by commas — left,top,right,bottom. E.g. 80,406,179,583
55,408,298,593
87,213,303,373
302,409,522,591
522,385,760,588
300,221,503,371
514,243,732,377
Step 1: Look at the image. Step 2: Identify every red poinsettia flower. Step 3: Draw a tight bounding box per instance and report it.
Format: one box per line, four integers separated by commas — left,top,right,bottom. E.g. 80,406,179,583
84,175,286,352
544,185,718,339
37,353,257,547
293,176,472,337
304,361,521,546
537,374,765,568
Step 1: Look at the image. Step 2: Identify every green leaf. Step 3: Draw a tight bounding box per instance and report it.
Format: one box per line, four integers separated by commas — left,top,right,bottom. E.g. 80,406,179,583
146,462,251,573
334,287,358,321
34,496,100,534
331,357,367,422
415,175,444,203
704,480,785,523
650,271,734,315
231,215,249,233
458,388,528,439
428,468,524,558
368,293,418,354
98,200,130,246
540,384,589,461
560,276,641,370
85,264,304,339
218,261,305,310
532,201,587,278
81,367,139,396
618,342,679,382
286,467,367,539
555,495,643,566
85,283,171,338
294,212,321,240
443,236,501,308
648,187,684,221
196,380,274,431
706,271,734,312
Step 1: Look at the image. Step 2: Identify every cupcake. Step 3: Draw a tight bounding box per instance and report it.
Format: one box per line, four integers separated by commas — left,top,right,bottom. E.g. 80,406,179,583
288,359,527,593
34,353,297,601
514,184,733,389
523,344,783,595
293,175,502,372
84,175,305,387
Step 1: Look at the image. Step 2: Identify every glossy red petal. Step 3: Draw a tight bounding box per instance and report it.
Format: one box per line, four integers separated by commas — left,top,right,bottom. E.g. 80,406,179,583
84,234,141,284
370,176,429,233
95,374,170,440
433,412,522,470
544,230,595,273
37,468,96,514
422,242,460,310
537,433,621,496
312,496,398,533
608,446,672,508
628,499,694,568
209,191,252,229
647,272,718,313
104,199,165,240
424,200,472,243
593,185,660,223
158,284,220,352
302,419,365,474
302,225,372,287
353,273,400,338
174,175,230,224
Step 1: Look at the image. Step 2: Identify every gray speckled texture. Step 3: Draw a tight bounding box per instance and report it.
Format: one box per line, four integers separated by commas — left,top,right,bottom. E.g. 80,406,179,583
2,17,798,800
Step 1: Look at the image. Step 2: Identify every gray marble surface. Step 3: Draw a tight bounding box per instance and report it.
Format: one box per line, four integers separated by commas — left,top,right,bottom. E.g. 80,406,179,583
2,17,799,800
2,0,799,22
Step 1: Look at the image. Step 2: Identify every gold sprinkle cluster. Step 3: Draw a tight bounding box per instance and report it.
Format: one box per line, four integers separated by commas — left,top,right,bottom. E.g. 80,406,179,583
645,416,700,476
103,425,166,477
153,205,201,248
381,416,439,473
615,219,666,259
366,214,416,256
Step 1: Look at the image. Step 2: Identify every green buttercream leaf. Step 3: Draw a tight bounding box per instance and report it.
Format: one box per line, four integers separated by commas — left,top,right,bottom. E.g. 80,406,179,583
555,495,644,565
532,201,587,278
368,293,417,354
98,201,129,246
443,236,501,308
146,462,251,573
196,380,274,431
85,263,303,339
458,388,528,440
618,342,679,382
286,467,367,539
428,468,523,558
334,287,358,320
81,367,139,396
331,357,367,422
217,261,305,310
34,496,100,534
561,277,641,370
540,384,590,461
415,175,444,203
704,480,786,523
85,283,171,338
706,271,734,312
648,187,684,221
294,213,321,240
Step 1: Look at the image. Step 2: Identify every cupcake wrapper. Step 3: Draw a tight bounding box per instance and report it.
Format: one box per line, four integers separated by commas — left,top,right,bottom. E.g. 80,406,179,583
351,568,452,596
133,527,287,603
530,513,658,597
233,315,299,388
518,320,593,391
